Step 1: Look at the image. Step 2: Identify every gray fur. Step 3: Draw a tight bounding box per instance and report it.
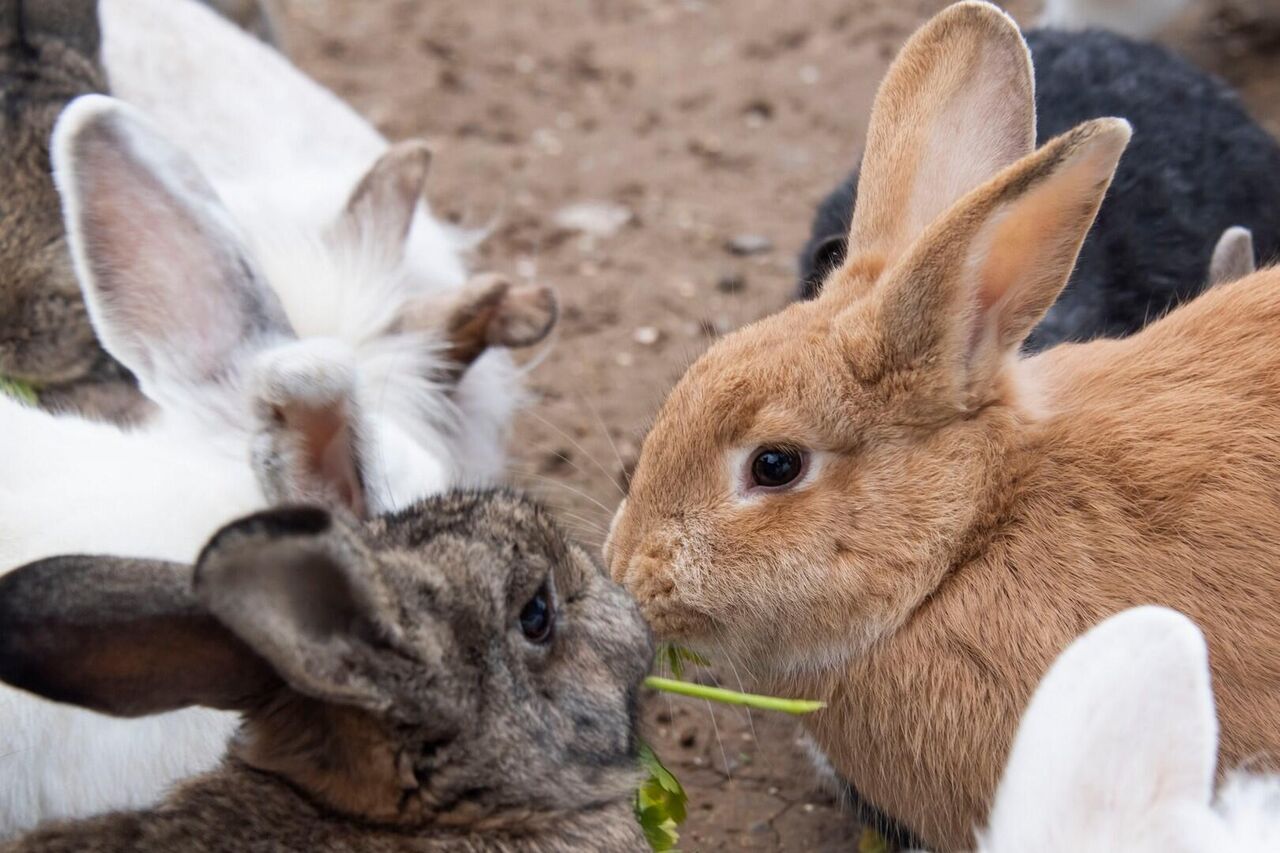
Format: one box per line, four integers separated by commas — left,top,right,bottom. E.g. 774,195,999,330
0,0,144,421
0,491,653,852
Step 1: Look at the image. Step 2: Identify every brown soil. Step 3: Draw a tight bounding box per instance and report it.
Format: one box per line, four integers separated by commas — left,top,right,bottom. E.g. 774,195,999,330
275,1,1280,849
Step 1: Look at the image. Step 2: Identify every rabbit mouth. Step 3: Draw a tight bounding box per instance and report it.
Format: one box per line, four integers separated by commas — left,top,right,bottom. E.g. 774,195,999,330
635,595,715,642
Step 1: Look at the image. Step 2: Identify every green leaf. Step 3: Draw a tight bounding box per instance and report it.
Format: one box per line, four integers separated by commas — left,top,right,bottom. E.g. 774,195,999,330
644,676,825,715
635,742,687,851
659,643,710,680
858,827,892,853
0,377,38,406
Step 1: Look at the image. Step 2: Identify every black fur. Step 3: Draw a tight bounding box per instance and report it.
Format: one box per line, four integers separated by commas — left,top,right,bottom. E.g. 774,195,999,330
798,28,1280,352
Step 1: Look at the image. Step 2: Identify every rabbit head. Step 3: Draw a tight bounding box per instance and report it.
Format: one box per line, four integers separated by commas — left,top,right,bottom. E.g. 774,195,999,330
0,490,653,831
52,95,556,514
977,606,1280,852
606,2,1129,671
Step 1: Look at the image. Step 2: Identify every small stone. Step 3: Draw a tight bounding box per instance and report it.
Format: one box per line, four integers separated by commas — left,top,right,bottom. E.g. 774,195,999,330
799,64,820,85
531,128,564,156
676,279,697,298
717,272,747,293
633,326,662,346
767,786,779,796
615,351,634,367
802,803,816,813
553,201,634,237
515,257,538,279
726,234,773,256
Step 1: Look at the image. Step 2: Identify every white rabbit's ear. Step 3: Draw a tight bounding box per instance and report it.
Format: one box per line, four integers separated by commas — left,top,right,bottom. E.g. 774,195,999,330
331,140,433,261
979,606,1218,851
52,95,292,401
250,340,367,519
1209,226,1255,288
399,273,558,381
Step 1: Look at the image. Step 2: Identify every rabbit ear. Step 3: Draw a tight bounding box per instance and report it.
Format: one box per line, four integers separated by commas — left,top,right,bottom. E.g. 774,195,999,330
52,95,292,402
331,140,433,261
399,273,558,381
0,554,279,717
862,118,1129,409
1209,226,1255,288
980,607,1218,850
831,1,1034,300
250,340,368,519
194,507,403,712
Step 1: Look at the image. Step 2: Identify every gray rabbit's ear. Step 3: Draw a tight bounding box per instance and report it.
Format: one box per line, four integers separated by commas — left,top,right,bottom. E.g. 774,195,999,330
1208,226,1255,288
330,140,433,262
52,95,293,402
194,507,404,712
0,555,278,717
399,273,558,381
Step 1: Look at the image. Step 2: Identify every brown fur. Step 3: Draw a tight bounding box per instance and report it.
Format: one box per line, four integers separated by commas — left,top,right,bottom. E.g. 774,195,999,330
607,3,1280,849
0,0,147,422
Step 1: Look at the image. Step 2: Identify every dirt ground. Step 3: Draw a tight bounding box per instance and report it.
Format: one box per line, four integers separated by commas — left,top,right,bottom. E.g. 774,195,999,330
272,1,1280,849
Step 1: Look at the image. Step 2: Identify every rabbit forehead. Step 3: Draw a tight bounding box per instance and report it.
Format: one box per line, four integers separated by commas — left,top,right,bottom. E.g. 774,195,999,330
374,490,578,616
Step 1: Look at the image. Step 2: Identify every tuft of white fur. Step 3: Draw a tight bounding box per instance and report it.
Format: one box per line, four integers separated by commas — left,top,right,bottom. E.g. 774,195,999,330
0,0,526,837
1038,0,1193,38
974,606,1280,853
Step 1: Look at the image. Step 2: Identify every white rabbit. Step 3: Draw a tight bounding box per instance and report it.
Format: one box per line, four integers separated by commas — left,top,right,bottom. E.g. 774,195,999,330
977,606,1280,852
0,10,557,836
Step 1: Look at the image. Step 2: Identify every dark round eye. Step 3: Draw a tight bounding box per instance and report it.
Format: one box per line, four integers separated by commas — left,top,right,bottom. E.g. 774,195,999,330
750,447,804,488
519,583,555,644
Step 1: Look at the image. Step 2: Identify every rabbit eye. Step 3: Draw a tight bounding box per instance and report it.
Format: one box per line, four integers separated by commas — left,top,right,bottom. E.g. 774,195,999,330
750,447,805,489
519,581,555,644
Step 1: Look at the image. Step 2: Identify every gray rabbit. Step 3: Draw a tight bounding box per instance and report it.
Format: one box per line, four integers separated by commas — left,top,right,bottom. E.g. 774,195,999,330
0,0,143,421
0,490,653,852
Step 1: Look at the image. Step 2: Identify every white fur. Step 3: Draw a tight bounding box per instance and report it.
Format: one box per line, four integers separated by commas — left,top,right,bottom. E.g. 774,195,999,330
0,0,525,836
1038,0,1193,38
975,606,1280,852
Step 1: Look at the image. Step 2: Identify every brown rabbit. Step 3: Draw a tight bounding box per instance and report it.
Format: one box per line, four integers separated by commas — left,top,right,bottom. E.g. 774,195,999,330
606,2,1280,849
0,0,145,421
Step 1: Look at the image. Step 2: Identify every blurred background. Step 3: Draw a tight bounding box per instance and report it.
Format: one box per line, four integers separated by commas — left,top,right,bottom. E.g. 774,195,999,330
264,1,1280,848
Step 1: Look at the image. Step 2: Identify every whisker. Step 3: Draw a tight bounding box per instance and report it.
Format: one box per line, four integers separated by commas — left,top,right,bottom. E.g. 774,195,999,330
523,409,627,499
509,469,616,520
576,389,628,494
704,698,733,780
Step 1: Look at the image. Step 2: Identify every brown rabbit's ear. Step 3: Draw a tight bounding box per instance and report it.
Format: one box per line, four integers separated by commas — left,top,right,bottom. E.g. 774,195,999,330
195,507,405,712
831,2,1034,299
863,118,1131,407
0,555,278,716
331,140,433,259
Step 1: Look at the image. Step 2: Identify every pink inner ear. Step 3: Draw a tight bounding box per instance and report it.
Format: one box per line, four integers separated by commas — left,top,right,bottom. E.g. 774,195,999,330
276,401,366,519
